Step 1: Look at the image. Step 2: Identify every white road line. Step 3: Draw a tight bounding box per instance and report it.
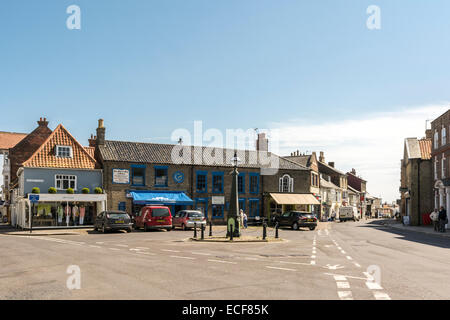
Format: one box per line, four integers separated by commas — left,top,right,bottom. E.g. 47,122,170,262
96,242,104,244
366,281,383,290
136,247,149,250
341,250,346,254
136,251,156,255
373,292,391,300
115,244,129,247
337,291,353,300
161,249,180,253
170,255,196,260
334,275,347,281
89,245,102,248
266,266,296,272
191,252,212,256
310,261,316,265
336,282,351,289
278,261,313,266
353,262,361,268
109,248,120,251
346,256,353,260
208,259,237,264
311,255,316,259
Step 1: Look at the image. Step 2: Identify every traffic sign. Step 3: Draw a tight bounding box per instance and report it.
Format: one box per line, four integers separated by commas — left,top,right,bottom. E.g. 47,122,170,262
29,194,40,203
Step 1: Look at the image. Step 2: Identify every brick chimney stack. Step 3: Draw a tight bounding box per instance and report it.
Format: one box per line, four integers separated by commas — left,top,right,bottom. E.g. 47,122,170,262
88,134,97,147
37,117,49,127
256,133,268,152
96,119,105,146
425,129,432,139
351,168,356,175
319,151,325,163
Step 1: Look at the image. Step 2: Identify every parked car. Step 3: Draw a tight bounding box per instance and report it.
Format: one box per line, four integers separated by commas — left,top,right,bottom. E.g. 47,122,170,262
134,206,172,232
274,211,317,230
172,210,206,230
94,211,133,233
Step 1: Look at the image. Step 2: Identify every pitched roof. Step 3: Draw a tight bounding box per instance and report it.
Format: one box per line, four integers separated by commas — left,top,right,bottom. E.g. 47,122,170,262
284,155,310,168
22,124,97,169
318,160,346,176
320,177,341,189
0,132,27,150
84,147,95,158
418,138,431,160
98,140,308,170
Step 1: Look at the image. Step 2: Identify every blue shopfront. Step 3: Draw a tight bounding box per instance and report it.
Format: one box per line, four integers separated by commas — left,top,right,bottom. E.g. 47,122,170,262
128,190,194,216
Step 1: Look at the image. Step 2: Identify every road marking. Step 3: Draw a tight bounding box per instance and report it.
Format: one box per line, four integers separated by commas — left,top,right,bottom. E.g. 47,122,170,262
96,242,104,244
311,255,316,259
310,261,316,265
346,256,353,260
136,247,149,250
208,259,237,264
89,245,102,248
325,273,368,281
337,291,353,300
136,251,156,255
244,257,259,261
373,292,391,300
337,282,350,289
170,255,196,260
353,262,361,268
109,248,120,251
278,261,313,266
366,281,383,290
341,250,346,254
162,249,180,253
191,252,212,256
334,275,347,281
115,244,128,247
266,266,296,272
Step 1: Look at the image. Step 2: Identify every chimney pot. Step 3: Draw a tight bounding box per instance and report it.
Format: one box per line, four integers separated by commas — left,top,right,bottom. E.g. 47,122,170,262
37,117,49,127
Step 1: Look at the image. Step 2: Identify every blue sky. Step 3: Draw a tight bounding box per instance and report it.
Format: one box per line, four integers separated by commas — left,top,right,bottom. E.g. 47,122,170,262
1,1,450,201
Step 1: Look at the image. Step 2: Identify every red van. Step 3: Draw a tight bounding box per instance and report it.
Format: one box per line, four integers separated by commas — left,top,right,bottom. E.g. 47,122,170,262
134,206,173,232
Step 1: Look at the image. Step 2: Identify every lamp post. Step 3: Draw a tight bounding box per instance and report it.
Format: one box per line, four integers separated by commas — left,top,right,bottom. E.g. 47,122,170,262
227,151,241,238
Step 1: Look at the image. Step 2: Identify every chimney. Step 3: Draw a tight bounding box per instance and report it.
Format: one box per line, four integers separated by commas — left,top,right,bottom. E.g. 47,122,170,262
256,133,268,152
319,151,324,163
351,168,356,175
37,117,49,127
88,134,97,147
96,119,106,146
425,129,432,140
328,162,335,168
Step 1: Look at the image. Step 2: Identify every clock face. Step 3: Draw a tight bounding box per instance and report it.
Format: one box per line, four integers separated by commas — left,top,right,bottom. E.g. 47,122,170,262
173,171,185,184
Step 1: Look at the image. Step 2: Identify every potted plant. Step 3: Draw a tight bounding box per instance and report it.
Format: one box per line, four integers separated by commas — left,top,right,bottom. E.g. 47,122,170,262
66,188,75,194
94,187,103,194
31,187,40,194
81,188,90,194
48,187,57,194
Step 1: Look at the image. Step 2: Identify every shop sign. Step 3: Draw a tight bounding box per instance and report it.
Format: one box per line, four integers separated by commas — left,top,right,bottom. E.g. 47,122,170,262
26,179,44,183
113,169,130,184
173,171,185,184
212,196,225,205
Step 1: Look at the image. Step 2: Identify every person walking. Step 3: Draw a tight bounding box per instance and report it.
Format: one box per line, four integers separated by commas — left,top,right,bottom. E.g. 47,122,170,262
331,211,336,222
438,206,448,233
243,211,248,229
430,209,439,231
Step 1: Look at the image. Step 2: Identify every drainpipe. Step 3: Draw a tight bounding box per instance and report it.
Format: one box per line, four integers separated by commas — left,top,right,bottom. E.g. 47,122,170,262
418,160,421,226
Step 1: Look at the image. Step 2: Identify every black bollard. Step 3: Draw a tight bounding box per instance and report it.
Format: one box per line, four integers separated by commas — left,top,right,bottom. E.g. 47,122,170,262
263,220,267,240
194,222,197,238
230,224,234,241
209,220,212,237
201,223,205,240
275,222,279,239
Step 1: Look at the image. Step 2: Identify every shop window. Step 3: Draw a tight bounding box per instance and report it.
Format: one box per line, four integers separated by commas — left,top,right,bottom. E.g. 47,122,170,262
238,173,245,193
55,145,73,158
212,172,224,193
212,204,224,218
249,173,259,194
196,171,207,193
248,199,260,217
279,174,294,192
55,174,76,190
118,202,126,211
131,165,146,186
154,166,168,187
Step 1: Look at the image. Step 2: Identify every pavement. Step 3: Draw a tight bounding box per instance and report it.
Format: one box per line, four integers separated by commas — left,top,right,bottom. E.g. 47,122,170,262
0,219,449,300
379,219,450,238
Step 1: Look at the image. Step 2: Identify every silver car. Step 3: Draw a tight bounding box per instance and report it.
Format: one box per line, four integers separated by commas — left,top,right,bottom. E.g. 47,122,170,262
172,210,206,230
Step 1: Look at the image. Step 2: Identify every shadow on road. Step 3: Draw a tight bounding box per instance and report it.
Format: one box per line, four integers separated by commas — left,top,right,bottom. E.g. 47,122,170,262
358,219,450,249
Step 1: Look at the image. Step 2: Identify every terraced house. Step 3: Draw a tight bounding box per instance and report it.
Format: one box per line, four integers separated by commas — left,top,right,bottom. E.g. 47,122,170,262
92,121,320,224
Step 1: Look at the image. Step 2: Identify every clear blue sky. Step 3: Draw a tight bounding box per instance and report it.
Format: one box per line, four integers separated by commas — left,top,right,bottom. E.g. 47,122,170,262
1,1,450,201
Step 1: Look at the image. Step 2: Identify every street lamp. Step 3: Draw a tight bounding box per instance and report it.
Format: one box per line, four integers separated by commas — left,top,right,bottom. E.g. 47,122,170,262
227,151,241,238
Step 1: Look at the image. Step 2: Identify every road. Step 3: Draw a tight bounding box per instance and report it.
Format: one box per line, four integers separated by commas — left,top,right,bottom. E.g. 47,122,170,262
0,219,449,300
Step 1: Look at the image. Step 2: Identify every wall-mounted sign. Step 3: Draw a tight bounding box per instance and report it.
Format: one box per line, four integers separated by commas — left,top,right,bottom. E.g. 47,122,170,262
26,179,44,183
113,169,130,184
173,171,184,184
212,196,225,205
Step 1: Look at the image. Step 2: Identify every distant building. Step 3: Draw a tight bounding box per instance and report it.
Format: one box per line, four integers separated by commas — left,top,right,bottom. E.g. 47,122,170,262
399,134,433,226
347,168,367,217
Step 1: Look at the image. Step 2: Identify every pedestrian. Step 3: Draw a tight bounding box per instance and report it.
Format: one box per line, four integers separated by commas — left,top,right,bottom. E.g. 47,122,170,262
239,209,244,229
331,211,336,222
438,206,448,233
430,208,439,231
243,211,248,229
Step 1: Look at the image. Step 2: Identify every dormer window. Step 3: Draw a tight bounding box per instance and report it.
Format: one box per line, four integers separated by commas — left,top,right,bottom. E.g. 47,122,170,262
56,146,73,158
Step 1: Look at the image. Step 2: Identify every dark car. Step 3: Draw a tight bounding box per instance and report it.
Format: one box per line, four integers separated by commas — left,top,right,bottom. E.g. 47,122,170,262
274,211,317,230
94,211,133,233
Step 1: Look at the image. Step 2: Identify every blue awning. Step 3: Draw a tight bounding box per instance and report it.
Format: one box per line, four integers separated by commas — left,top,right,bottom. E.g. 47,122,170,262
129,190,194,206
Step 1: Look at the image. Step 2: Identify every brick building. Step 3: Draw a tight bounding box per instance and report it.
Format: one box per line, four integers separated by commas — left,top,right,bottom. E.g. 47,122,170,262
347,168,367,217
92,120,319,224
399,135,433,226
431,109,450,229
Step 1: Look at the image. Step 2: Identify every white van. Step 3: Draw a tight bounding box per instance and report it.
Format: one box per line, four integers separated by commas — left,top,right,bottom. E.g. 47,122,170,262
339,206,360,222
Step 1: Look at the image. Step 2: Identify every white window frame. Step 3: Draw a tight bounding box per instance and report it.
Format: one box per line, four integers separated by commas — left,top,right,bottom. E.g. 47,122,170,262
55,174,77,190
442,127,447,146
279,174,294,193
435,158,438,180
55,145,73,158
434,131,439,149
442,157,446,179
